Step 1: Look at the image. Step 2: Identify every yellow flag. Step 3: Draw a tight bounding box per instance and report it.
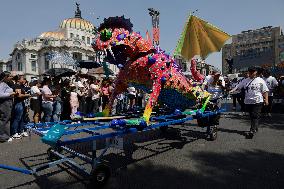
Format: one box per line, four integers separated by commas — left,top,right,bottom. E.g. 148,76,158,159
174,15,231,61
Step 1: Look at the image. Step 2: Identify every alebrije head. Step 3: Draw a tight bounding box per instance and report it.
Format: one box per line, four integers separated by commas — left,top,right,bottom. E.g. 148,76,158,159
98,15,133,32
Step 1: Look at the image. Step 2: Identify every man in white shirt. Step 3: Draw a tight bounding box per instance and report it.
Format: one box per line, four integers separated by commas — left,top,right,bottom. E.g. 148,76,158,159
30,79,42,123
127,86,136,110
203,70,225,108
230,66,269,138
41,78,56,122
263,70,278,117
230,78,241,111
90,81,101,114
204,70,225,89
203,71,225,95
199,70,224,140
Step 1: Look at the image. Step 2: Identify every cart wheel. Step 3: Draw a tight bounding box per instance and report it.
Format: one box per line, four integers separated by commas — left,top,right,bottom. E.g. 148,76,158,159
135,120,147,131
160,126,168,132
91,164,111,187
209,126,218,141
123,142,135,159
47,148,57,160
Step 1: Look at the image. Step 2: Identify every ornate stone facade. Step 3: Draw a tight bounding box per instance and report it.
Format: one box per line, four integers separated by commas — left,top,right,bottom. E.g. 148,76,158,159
7,4,118,80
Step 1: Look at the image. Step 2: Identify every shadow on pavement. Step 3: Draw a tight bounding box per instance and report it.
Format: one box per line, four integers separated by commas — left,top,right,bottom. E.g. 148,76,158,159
99,150,284,189
187,150,284,189
218,127,247,136
6,127,208,189
260,114,284,130
5,153,89,189
5,126,284,189
101,127,202,171
224,112,284,131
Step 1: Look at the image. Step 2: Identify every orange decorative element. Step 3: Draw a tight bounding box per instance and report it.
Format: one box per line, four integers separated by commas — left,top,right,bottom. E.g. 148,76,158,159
152,28,160,42
60,18,95,32
40,31,65,40
146,30,153,47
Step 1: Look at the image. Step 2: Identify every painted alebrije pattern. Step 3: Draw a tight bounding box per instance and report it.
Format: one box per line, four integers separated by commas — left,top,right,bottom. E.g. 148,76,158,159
93,16,210,123
190,59,205,82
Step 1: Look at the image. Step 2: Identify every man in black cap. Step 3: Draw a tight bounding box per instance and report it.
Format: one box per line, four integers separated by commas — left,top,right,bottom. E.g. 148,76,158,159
230,66,269,138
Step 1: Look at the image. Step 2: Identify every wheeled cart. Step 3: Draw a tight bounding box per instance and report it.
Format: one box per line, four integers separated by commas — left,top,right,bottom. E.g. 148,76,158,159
0,108,224,187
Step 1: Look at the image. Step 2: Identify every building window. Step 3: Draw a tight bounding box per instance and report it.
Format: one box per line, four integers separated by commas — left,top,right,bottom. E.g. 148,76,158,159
17,62,23,71
31,54,37,59
16,53,21,60
82,36,85,41
73,52,82,61
31,60,36,72
8,65,12,71
76,34,79,38
88,56,94,61
44,53,50,70
87,37,90,44
70,33,74,38
45,61,49,70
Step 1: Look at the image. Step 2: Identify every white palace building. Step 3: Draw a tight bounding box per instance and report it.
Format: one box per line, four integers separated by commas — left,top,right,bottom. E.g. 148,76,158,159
0,3,118,81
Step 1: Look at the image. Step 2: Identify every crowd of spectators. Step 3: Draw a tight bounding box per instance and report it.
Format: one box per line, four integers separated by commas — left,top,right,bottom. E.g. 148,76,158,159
1,68,284,143
0,72,145,143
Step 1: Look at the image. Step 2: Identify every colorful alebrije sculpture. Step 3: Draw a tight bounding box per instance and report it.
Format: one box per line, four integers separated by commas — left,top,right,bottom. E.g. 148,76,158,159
92,16,210,124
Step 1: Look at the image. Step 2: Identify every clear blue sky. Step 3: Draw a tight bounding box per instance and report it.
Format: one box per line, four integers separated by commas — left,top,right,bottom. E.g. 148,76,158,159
0,0,283,70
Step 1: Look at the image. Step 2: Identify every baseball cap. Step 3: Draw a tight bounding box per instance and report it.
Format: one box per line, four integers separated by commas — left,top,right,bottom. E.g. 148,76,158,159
31,78,38,82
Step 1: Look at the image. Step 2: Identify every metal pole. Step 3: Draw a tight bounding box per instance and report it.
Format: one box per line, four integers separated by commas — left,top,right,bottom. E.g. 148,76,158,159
148,8,160,47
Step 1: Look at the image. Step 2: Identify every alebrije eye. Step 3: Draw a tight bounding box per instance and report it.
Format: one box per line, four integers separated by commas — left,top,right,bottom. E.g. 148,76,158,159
148,56,156,64
116,33,126,41
100,29,112,42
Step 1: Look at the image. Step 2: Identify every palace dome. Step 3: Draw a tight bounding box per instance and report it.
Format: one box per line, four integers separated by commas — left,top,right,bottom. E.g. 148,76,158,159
59,3,95,33
59,18,94,32
39,31,65,39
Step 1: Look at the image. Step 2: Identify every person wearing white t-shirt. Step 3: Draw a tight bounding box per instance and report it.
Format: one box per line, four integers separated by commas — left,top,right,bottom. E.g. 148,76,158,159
230,66,269,138
203,71,225,89
203,70,225,112
203,71,225,100
90,82,101,114
127,86,136,110
30,80,42,123
263,70,278,117
199,70,224,139
41,78,56,122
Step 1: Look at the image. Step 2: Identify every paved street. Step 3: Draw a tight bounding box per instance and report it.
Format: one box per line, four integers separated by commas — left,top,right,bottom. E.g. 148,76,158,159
0,109,283,189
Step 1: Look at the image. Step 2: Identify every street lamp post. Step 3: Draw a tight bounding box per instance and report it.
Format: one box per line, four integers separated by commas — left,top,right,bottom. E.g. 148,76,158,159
148,8,160,47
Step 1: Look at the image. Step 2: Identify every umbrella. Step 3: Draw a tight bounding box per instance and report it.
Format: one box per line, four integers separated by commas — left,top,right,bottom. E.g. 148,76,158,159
174,15,231,60
76,60,102,69
49,51,76,67
87,67,114,76
77,73,96,79
44,68,76,77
